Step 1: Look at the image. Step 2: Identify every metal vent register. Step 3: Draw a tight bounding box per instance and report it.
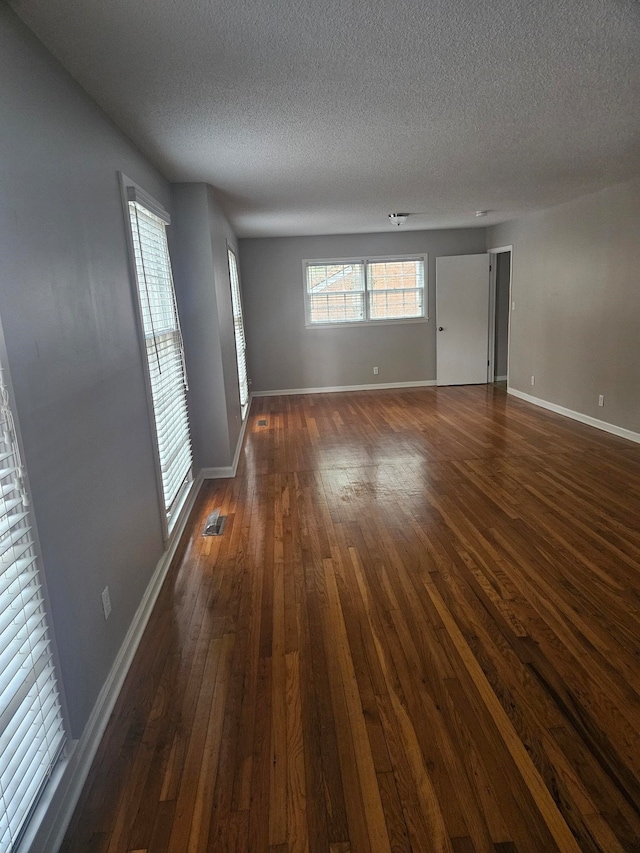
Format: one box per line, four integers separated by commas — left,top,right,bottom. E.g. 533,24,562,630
203,509,227,536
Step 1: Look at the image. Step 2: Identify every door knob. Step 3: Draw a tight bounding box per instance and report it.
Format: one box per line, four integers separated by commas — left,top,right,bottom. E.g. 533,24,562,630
438,326,444,331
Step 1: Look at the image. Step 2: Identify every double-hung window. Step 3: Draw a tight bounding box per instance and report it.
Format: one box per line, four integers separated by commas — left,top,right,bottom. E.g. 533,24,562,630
0,351,66,853
304,255,426,326
124,182,193,533
227,247,249,420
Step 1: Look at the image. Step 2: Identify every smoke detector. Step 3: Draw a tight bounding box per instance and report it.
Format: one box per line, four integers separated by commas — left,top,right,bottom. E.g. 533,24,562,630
388,213,409,226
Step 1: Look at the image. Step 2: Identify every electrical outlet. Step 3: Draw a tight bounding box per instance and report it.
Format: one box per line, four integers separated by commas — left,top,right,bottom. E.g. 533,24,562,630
373,366,379,375
531,375,535,386
101,586,112,620
598,394,605,407
512,301,516,310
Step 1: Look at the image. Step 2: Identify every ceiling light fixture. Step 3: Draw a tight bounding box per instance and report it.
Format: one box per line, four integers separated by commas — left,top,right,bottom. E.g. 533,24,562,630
475,210,489,217
388,212,409,226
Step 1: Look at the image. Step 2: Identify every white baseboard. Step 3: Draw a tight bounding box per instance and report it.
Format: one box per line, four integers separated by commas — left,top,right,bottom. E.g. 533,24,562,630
252,379,436,397
495,375,508,382
200,465,236,479
200,401,252,480
508,387,640,445
28,477,204,853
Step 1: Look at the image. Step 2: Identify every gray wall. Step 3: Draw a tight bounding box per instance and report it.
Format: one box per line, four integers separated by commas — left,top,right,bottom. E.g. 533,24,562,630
239,229,486,392
171,184,241,470
0,5,170,734
488,176,640,434
494,251,510,378
206,187,243,459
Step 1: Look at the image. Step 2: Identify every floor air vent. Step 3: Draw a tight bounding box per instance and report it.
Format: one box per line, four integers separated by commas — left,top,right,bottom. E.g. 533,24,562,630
203,509,226,536
257,419,268,426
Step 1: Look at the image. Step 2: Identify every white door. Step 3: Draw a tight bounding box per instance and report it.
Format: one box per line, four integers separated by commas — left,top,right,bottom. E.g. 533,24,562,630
436,253,490,386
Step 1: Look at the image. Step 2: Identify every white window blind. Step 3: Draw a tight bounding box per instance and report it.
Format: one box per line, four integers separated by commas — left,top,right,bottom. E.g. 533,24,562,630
227,248,249,419
305,257,426,325
127,199,193,520
0,361,65,853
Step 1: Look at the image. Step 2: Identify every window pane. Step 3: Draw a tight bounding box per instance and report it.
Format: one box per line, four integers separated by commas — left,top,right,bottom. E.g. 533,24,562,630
227,248,249,419
308,292,365,323
369,288,423,319
367,259,425,319
307,263,365,323
367,259,424,291
307,263,365,294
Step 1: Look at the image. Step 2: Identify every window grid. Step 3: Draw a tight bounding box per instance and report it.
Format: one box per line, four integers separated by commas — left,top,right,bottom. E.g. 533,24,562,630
128,201,193,520
305,257,425,325
308,292,365,323
0,361,66,853
369,288,424,319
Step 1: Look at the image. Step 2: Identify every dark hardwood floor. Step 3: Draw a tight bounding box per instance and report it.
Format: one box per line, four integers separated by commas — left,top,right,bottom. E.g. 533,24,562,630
61,385,640,852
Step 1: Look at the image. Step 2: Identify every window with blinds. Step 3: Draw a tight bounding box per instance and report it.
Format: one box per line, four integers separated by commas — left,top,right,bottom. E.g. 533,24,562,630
304,256,426,325
227,248,249,420
127,192,193,527
0,359,66,853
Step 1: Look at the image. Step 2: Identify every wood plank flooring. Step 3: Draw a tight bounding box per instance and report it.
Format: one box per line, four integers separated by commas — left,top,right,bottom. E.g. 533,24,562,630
61,386,640,852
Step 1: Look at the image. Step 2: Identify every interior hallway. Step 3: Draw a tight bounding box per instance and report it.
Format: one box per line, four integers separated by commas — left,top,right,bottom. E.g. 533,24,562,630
61,386,640,852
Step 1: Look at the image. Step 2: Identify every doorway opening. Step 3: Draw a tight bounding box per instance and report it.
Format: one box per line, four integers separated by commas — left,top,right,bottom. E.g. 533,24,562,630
488,247,512,387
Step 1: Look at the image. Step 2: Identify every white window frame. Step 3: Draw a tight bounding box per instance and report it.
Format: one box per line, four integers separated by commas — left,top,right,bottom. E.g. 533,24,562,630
227,244,249,421
119,173,193,540
0,321,69,853
303,254,428,328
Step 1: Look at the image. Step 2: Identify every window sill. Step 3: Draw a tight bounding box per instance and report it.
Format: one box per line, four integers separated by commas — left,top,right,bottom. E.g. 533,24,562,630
304,316,429,330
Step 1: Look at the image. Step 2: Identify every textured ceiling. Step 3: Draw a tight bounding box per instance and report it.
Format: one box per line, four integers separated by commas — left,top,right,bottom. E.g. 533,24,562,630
9,0,640,236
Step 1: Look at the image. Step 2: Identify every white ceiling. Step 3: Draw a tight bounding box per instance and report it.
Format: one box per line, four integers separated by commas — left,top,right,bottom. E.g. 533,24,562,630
10,0,640,237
